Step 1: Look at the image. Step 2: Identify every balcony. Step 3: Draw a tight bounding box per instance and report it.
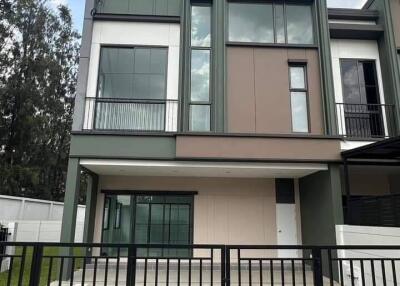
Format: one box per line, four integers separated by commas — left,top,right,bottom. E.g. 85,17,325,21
83,98,179,132
336,103,396,139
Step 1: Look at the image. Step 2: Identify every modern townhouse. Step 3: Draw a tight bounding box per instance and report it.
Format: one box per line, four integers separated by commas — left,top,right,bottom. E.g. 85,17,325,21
56,0,400,284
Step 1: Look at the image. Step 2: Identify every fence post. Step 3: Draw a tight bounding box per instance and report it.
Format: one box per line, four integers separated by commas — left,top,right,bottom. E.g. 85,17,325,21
223,246,230,286
29,244,43,286
312,247,323,286
126,245,137,286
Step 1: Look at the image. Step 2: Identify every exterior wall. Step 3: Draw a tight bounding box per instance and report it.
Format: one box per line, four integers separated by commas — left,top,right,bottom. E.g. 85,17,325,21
93,176,279,246
83,21,180,130
390,0,400,48
176,135,341,161
226,47,324,135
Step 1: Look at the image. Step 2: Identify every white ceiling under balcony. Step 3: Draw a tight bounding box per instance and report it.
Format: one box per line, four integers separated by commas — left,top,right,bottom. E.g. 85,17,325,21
80,159,328,178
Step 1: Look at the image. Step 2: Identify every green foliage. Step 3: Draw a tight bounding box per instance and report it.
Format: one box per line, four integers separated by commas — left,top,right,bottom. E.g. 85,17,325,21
0,0,82,202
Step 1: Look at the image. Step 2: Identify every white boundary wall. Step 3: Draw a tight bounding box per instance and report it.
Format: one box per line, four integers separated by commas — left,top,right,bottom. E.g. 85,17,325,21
336,225,400,286
0,195,85,221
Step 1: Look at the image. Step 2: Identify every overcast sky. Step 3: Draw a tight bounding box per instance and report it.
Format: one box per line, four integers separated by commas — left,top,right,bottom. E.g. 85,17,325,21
53,0,368,33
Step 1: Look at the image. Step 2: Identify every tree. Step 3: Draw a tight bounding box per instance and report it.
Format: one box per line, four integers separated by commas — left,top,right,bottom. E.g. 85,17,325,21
0,0,82,202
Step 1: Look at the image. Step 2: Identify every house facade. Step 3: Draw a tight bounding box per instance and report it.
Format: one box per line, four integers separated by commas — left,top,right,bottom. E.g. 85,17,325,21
61,0,400,254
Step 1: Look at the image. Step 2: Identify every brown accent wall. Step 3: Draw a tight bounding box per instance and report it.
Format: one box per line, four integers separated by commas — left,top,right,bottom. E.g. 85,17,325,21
176,135,341,161
94,176,277,246
391,0,400,47
227,47,324,135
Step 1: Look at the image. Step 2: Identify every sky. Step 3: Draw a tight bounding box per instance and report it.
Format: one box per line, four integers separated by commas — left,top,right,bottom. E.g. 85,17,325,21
55,0,368,34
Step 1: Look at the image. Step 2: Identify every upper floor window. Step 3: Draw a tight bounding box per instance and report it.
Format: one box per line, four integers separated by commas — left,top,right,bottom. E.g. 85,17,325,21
228,1,314,45
98,47,168,100
189,3,212,132
95,46,173,131
289,64,309,133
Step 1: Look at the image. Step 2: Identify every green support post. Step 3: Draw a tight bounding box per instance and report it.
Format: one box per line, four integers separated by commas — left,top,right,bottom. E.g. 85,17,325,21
83,173,98,259
60,158,81,281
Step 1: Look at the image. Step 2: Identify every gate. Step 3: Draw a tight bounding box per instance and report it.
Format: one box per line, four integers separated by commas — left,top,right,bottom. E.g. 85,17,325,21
0,242,399,285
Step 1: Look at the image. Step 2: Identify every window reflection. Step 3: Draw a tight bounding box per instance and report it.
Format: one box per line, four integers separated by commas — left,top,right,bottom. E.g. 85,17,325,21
229,3,274,43
286,5,314,44
191,6,211,47
228,2,314,45
191,50,210,102
190,105,210,132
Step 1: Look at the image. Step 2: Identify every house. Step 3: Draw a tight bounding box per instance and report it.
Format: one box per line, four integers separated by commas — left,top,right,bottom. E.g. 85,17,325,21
61,0,400,264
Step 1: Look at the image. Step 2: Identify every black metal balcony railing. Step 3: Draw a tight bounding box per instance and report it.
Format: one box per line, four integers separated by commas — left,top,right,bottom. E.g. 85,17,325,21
336,103,395,139
346,194,400,228
84,98,179,132
1,242,400,286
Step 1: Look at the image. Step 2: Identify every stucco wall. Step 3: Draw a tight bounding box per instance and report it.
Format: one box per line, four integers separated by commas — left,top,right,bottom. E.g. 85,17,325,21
226,47,324,135
93,176,278,246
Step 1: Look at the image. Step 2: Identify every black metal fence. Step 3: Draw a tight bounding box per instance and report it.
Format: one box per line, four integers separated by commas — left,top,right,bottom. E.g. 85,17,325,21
83,98,179,132
0,242,399,285
0,227,8,270
336,103,395,139
346,194,400,228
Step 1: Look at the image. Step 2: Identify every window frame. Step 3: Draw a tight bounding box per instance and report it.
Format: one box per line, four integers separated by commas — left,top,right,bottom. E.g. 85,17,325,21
101,191,195,258
188,1,213,132
227,0,316,47
95,45,169,101
288,63,310,133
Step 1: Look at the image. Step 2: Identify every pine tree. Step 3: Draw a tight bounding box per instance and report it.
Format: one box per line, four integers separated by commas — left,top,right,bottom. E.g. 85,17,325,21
0,0,81,202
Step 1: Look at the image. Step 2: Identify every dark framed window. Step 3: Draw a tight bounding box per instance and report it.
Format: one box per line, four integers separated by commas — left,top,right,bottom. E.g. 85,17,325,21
97,46,168,100
189,1,212,132
95,46,169,131
289,64,309,133
228,1,314,45
339,59,384,137
102,194,194,258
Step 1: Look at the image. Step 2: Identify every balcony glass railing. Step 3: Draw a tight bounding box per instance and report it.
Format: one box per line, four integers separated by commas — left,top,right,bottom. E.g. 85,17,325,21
336,103,395,139
94,0,181,17
83,98,179,132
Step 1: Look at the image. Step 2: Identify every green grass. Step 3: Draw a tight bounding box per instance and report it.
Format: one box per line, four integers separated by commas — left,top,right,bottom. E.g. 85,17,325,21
0,246,84,286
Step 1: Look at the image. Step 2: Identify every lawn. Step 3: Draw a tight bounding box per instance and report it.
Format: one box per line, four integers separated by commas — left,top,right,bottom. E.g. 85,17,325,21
0,246,84,286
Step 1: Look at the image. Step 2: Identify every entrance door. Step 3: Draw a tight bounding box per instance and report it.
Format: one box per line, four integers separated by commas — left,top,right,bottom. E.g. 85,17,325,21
276,179,299,258
340,59,384,137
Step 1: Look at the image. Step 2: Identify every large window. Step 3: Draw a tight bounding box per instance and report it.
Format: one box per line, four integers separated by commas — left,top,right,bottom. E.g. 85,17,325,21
95,46,170,131
228,1,314,45
339,59,384,137
102,194,194,257
189,3,212,132
289,65,309,133
98,47,168,100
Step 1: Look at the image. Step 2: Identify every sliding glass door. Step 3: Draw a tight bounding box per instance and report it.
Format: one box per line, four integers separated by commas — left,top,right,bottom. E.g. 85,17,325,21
102,194,193,257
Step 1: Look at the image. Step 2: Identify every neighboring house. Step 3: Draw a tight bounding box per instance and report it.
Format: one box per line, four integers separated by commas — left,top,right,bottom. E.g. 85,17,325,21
62,0,400,255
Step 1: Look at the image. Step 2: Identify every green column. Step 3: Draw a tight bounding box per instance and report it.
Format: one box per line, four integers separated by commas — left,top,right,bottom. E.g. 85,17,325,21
212,0,226,132
60,158,81,281
60,158,81,243
316,0,338,135
299,164,344,246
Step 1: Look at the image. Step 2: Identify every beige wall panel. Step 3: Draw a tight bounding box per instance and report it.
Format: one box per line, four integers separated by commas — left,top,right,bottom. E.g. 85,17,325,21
226,48,256,132
176,136,341,161
254,49,292,133
96,176,277,245
227,47,324,135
